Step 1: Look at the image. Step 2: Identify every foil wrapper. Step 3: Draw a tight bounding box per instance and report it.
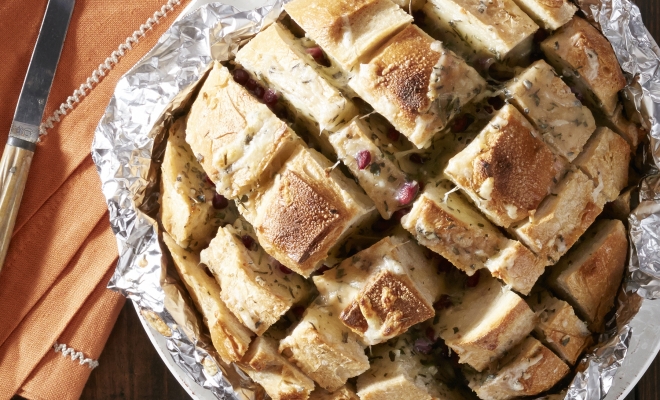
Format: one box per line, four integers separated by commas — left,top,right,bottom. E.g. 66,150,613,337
91,0,660,398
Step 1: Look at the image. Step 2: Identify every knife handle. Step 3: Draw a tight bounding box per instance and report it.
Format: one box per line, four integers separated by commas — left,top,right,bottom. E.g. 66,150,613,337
0,141,34,274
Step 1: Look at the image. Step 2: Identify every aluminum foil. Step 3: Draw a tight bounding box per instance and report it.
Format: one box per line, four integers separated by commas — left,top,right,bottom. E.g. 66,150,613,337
90,0,660,399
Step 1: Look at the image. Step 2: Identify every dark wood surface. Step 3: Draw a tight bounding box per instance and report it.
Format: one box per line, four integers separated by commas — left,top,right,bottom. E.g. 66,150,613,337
12,0,660,399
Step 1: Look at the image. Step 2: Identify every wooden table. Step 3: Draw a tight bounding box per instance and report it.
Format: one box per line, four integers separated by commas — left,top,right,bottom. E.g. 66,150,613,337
19,0,660,399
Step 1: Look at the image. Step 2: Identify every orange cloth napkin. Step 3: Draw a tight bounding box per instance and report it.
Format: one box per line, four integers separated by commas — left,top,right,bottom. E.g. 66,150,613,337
0,0,191,398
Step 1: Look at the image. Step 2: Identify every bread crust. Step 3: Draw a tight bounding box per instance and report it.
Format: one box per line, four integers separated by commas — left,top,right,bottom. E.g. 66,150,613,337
512,0,576,30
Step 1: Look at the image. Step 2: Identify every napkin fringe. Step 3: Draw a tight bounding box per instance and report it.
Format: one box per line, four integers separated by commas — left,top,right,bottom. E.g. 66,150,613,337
52,342,99,369
38,0,183,139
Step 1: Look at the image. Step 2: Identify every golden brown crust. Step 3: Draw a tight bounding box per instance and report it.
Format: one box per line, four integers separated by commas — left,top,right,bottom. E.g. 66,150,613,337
311,386,360,400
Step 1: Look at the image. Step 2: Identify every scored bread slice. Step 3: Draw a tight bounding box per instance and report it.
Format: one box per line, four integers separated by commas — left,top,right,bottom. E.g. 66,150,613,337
280,303,370,392
512,169,603,263
329,118,417,219
573,127,630,206
162,233,253,363
310,385,359,400
283,0,412,70
235,23,358,134
505,59,596,161
511,0,577,30
432,274,536,371
161,118,238,251
200,218,310,335
547,219,628,332
240,145,374,277
424,0,538,64
356,333,470,400
401,180,544,294
313,236,444,345
349,24,486,149
186,61,301,199
527,290,592,365
445,104,567,228
466,337,570,399
541,16,626,117
240,336,315,400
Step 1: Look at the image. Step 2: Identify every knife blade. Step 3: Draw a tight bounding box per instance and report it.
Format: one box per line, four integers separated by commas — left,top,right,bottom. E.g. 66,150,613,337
0,0,76,274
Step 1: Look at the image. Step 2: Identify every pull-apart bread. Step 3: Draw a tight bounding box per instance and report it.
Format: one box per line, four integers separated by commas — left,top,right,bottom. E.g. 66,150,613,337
541,16,627,117
283,0,412,70
162,233,253,364
200,218,310,335
161,118,238,251
504,59,596,162
432,274,536,371
186,62,300,199
349,24,486,149
240,145,374,277
467,337,570,399
280,304,370,392
547,219,628,332
160,0,639,397
445,104,567,228
241,336,315,400
402,180,544,294
423,0,538,64
528,290,592,365
313,236,444,345
329,119,418,219
235,23,358,134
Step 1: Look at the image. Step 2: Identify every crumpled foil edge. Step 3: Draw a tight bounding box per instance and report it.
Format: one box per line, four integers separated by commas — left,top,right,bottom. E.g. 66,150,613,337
90,0,660,399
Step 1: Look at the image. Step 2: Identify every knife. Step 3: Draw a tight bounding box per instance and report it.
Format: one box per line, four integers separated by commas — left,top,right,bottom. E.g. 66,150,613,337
0,0,76,274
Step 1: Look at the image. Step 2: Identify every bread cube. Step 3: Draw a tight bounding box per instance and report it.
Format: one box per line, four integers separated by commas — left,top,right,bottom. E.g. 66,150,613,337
235,23,358,134
466,337,570,399
512,169,602,263
434,274,536,371
283,0,412,70
240,145,374,277
200,218,310,335
424,0,538,64
349,25,485,149
280,304,370,391
511,0,576,30
421,2,476,61
310,386,359,400
357,334,469,400
401,181,544,294
528,290,592,365
541,17,626,117
241,336,315,400
313,236,443,345
186,62,300,199
329,119,416,219
605,104,647,153
162,233,253,363
445,104,567,228
161,118,238,251
505,60,596,161
573,127,630,206
547,219,627,332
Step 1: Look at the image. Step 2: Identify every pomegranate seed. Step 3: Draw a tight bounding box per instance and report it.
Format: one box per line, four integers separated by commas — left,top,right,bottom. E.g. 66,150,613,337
212,193,229,209
392,207,411,222
426,327,436,341
253,85,265,99
414,337,434,354
291,306,305,319
396,182,419,205
434,294,452,310
205,174,214,186
466,270,481,288
570,86,584,102
241,235,256,251
487,96,505,110
409,153,425,164
245,78,258,91
356,150,372,170
233,68,249,85
306,46,330,66
263,89,279,106
276,260,292,274
387,127,401,141
450,114,474,133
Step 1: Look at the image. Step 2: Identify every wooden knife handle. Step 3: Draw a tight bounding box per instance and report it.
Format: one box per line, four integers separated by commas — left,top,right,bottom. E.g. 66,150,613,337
0,142,34,274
